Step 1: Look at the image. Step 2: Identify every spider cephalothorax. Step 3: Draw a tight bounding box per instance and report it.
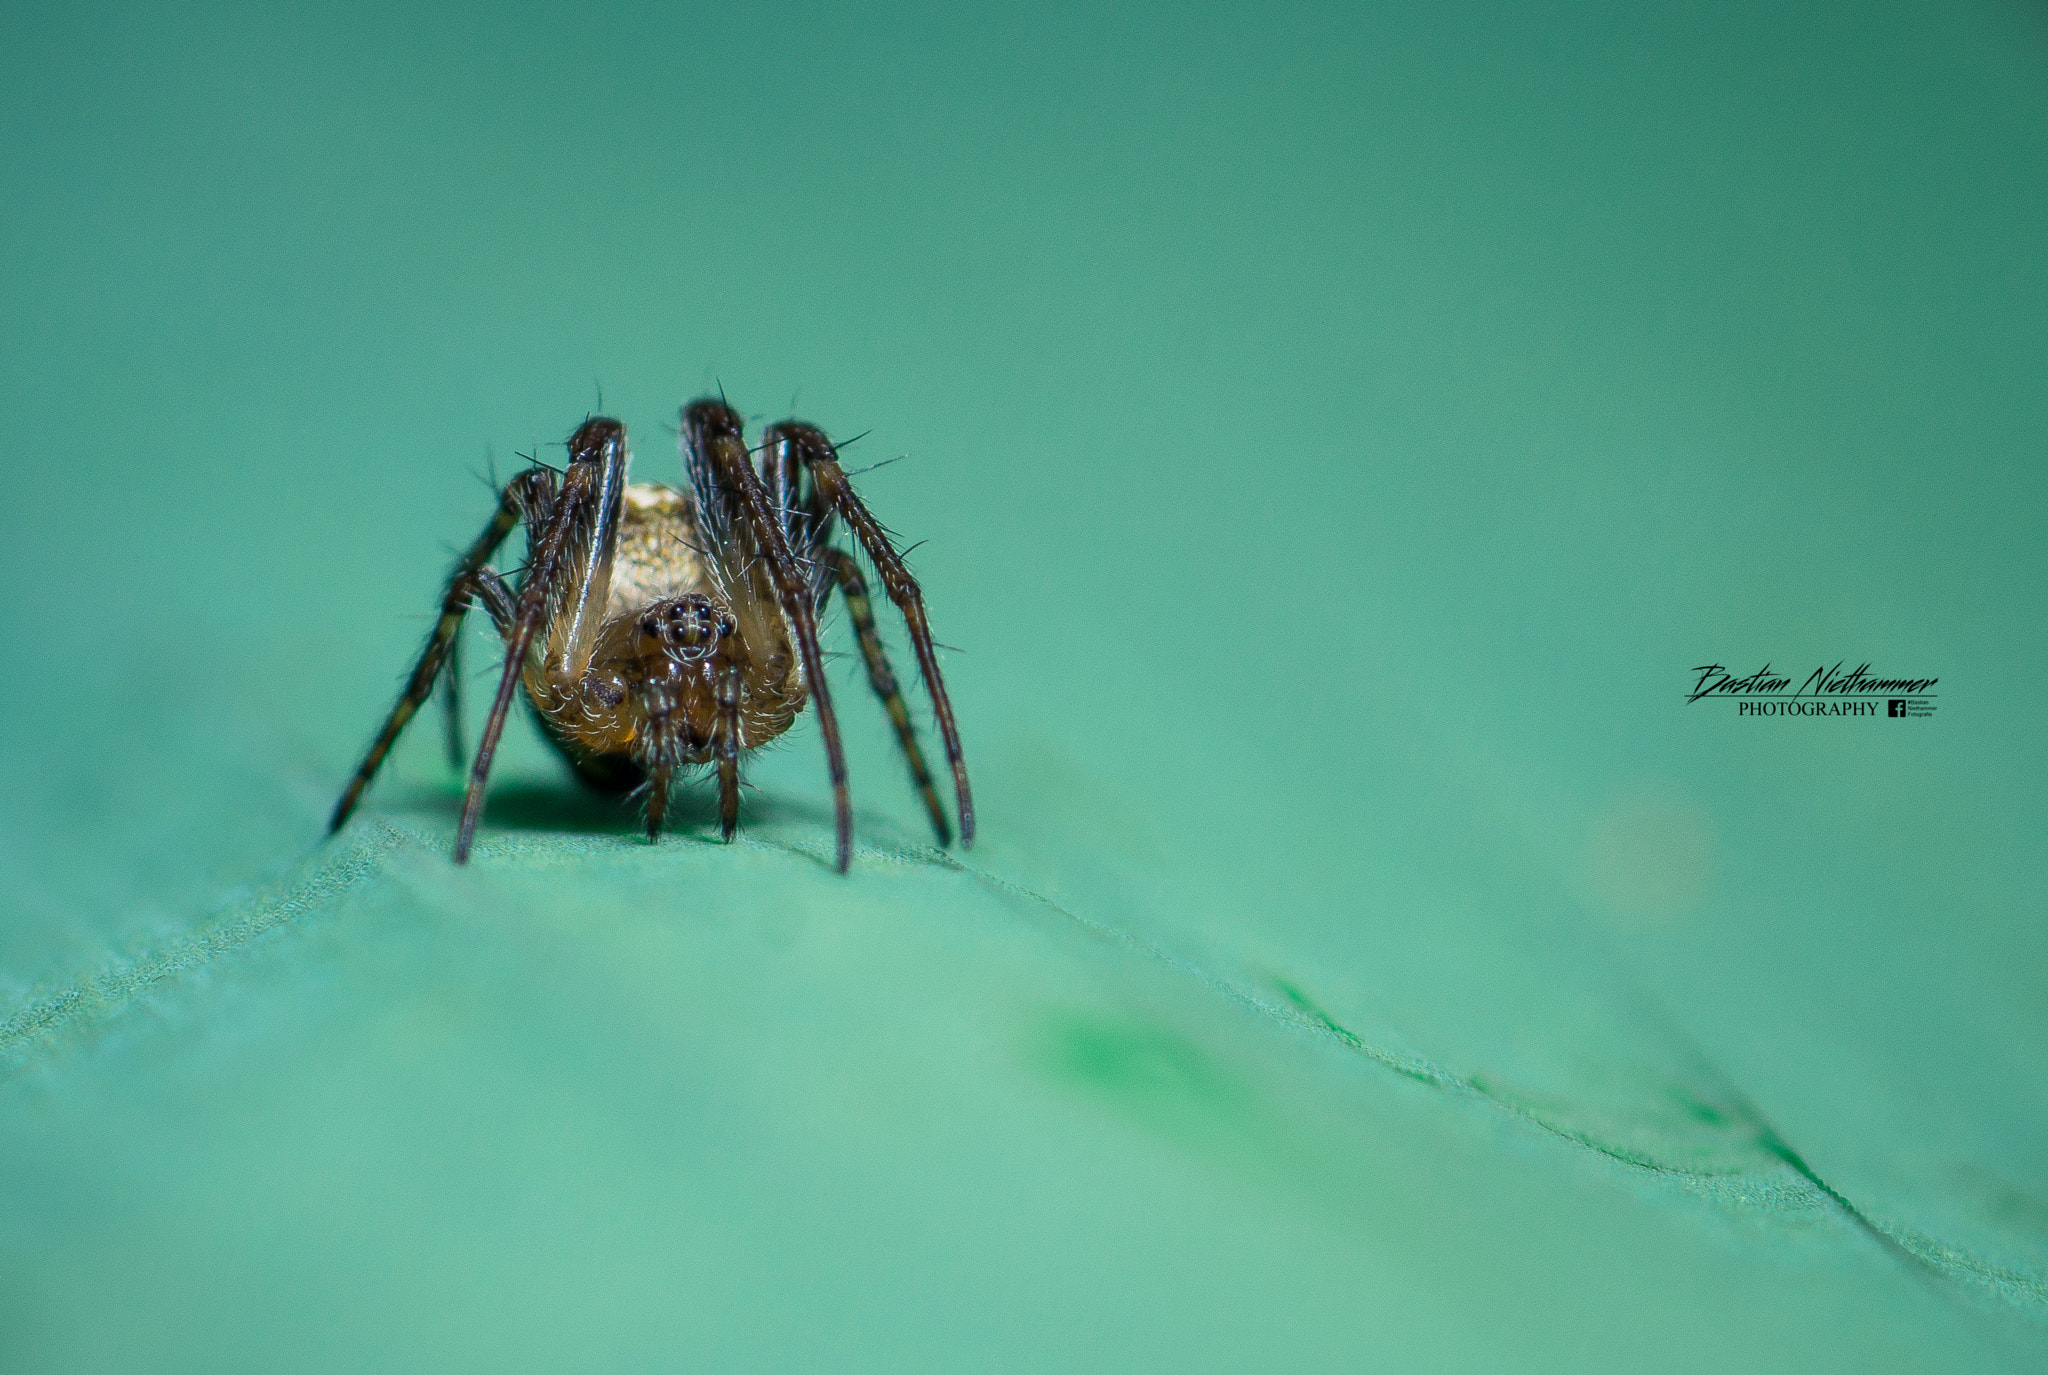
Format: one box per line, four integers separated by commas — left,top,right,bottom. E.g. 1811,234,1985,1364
329,399,972,870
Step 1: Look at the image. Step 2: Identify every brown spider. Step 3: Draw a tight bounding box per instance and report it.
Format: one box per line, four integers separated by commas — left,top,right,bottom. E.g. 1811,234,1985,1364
329,398,973,870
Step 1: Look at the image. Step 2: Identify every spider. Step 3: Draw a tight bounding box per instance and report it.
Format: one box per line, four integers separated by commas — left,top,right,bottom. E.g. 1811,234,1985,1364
328,397,973,871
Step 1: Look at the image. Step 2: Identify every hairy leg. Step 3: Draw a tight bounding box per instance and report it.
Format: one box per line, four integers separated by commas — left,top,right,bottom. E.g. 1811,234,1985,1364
441,632,464,769
683,400,854,870
824,548,950,845
439,566,518,767
455,420,629,863
331,469,554,835
645,765,672,840
716,661,742,841
770,423,973,847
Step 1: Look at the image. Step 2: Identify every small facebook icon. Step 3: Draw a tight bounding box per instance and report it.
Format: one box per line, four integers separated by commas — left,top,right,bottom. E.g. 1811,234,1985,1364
1889,700,1906,717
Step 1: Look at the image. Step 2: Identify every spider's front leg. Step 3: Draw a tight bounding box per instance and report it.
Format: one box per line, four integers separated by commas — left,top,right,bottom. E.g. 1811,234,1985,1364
331,469,553,836
453,418,630,862
683,400,854,870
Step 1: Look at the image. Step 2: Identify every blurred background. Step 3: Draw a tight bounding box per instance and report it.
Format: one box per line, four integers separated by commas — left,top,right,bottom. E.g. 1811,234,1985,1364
2,1,2045,1370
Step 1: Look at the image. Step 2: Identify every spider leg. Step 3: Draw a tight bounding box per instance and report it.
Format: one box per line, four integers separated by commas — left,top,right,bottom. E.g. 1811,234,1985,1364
437,566,518,768
684,400,854,871
757,419,810,550
716,661,742,841
769,423,974,847
470,566,518,634
454,419,630,863
331,470,554,835
823,547,950,846
645,766,672,840
441,629,464,768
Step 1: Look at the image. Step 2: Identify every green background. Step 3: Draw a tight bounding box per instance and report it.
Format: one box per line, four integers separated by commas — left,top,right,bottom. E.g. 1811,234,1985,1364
4,1,2046,1369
